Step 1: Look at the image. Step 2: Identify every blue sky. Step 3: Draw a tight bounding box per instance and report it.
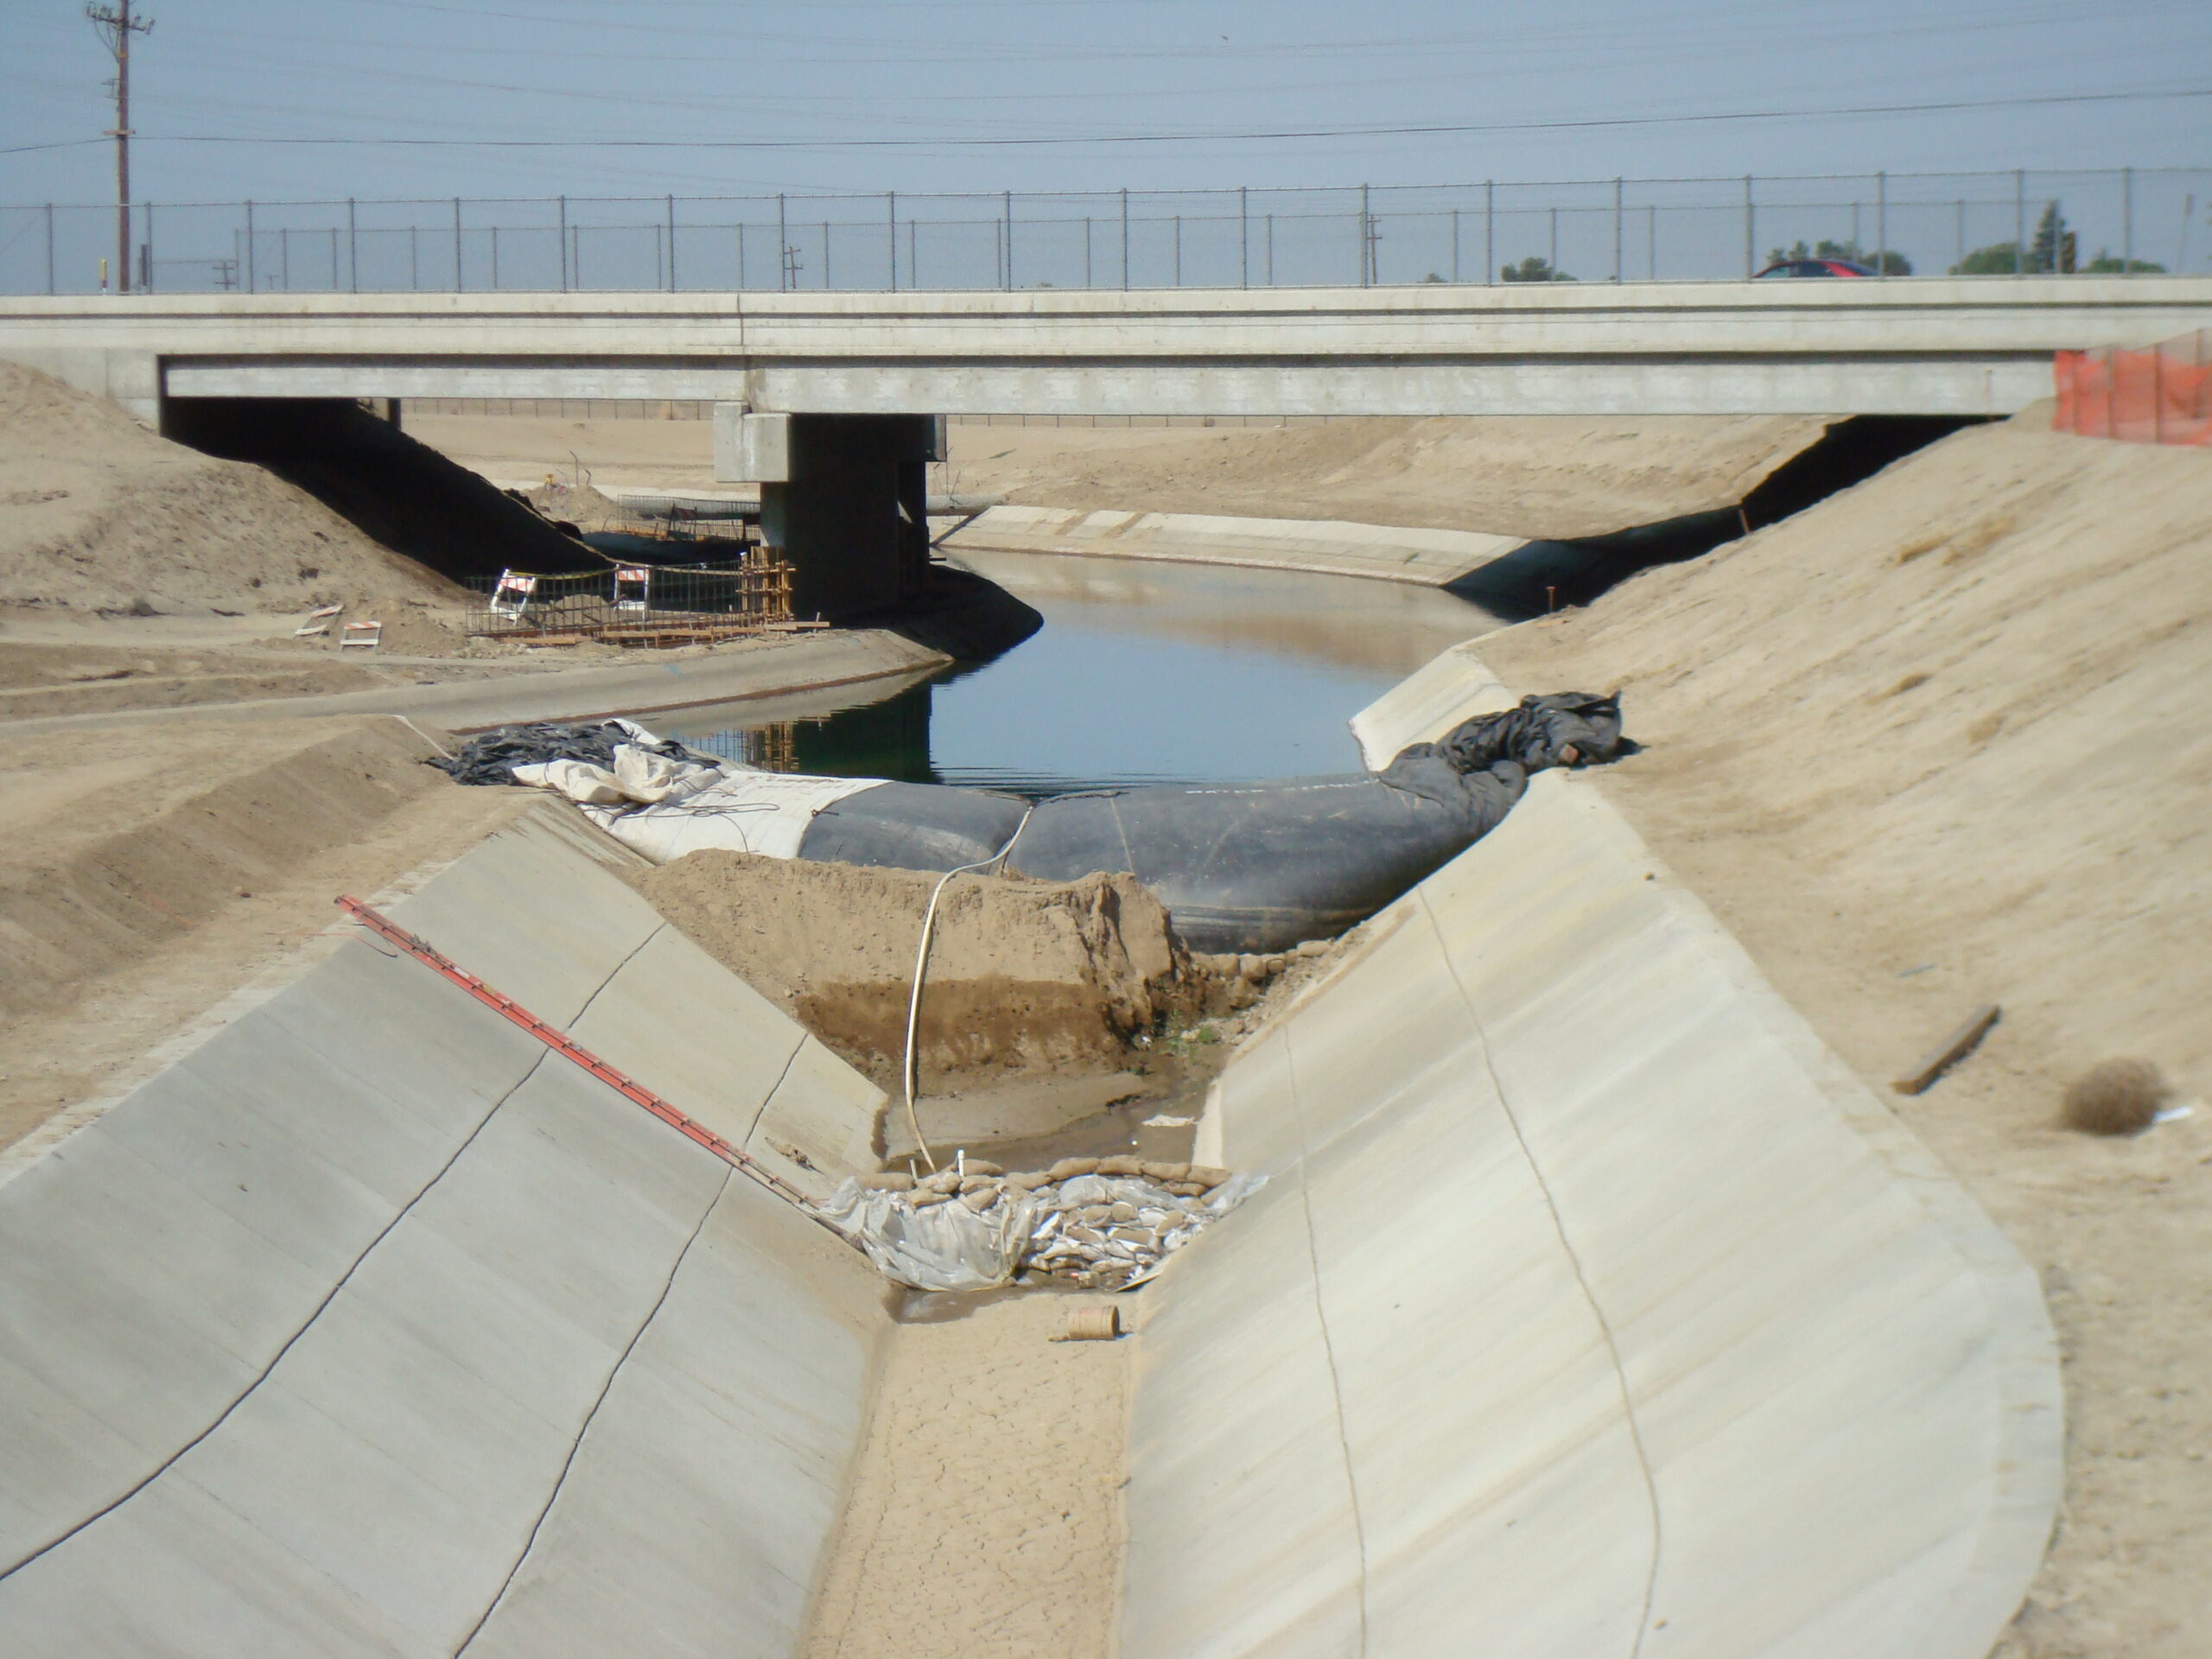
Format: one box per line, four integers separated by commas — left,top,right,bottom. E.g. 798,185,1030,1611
5,0,2207,205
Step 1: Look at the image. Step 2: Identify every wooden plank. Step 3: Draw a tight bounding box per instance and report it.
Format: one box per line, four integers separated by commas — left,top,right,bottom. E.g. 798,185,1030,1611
1891,1003,2001,1096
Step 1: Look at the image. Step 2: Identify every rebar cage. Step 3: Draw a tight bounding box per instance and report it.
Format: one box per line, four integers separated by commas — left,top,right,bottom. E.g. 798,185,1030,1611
466,554,798,645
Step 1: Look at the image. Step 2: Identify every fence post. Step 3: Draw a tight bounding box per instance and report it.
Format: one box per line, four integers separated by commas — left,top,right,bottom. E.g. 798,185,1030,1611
1266,212,1274,284
142,203,155,293
667,194,677,291
1173,215,1182,287
1955,198,1964,271
1613,176,1623,283
347,197,358,291
44,202,55,295
1359,183,1370,286
887,192,896,291
2015,169,2025,275
823,220,832,289
489,225,499,290
558,195,569,292
1239,186,1249,288
778,194,788,290
1742,175,1753,278
1121,188,1129,289
245,199,256,291
1876,171,1887,278
2123,166,2133,275
736,220,746,289
1484,180,1494,283
1647,203,1656,278
1084,216,1092,288
1452,208,1460,283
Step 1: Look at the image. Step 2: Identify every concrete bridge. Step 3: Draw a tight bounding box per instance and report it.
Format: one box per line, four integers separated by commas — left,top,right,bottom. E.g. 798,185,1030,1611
7,276,2205,613
4,276,2209,425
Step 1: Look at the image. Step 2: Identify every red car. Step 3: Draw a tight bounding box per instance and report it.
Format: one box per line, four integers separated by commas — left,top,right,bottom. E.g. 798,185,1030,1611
1754,257,1876,278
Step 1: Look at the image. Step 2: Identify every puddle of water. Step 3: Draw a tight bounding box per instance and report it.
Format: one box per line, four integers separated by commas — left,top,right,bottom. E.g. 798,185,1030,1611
652,548,1503,793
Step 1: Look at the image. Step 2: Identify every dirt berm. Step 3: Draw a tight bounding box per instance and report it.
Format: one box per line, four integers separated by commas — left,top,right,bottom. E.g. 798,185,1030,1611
630,851,1193,1091
0,360,466,631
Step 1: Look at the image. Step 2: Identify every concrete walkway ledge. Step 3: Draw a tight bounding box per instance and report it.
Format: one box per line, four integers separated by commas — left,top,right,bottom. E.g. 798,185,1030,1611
1131,642,2063,1658
942,504,1524,586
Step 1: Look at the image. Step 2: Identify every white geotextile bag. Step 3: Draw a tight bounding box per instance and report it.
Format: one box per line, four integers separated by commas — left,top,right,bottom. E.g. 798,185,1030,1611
814,1179,1041,1292
510,739,726,808
583,771,887,863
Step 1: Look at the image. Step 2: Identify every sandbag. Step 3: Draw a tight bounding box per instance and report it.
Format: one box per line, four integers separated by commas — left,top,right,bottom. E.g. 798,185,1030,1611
798,780,1033,873
1002,760,1526,953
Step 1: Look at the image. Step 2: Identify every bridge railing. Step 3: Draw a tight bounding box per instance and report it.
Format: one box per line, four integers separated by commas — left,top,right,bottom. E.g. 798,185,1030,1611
3,168,2204,297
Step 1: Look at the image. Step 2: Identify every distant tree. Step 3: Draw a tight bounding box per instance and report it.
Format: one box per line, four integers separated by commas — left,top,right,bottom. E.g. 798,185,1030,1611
2031,203,2077,273
1501,255,1573,283
1420,271,1447,283
2081,251,2167,274
1952,241,2024,275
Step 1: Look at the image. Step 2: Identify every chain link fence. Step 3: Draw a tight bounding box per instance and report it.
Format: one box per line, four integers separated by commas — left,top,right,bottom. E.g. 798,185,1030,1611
4,168,2205,296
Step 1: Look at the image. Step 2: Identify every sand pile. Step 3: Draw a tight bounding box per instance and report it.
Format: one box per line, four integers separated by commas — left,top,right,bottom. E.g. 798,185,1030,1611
630,851,1194,1090
1483,409,2212,1656
517,477,623,529
0,360,467,625
945,413,1833,539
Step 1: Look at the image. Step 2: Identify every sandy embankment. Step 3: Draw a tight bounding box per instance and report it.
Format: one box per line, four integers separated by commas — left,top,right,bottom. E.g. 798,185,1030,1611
406,409,1833,541
1484,411,2212,1659
0,363,951,1153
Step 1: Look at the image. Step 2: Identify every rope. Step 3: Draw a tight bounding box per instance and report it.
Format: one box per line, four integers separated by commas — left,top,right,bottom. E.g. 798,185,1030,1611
899,804,1034,1173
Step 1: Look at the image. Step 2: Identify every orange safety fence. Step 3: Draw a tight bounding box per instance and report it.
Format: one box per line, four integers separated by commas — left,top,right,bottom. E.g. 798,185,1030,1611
2053,328,2212,447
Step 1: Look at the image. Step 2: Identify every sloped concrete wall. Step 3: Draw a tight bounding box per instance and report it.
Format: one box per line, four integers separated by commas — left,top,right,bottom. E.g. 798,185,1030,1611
944,505,1525,586
0,809,889,1656
1127,662,2060,1656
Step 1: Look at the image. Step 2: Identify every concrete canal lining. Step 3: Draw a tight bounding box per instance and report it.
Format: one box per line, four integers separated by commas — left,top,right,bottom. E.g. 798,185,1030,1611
1129,652,2061,1657
0,649,2059,1656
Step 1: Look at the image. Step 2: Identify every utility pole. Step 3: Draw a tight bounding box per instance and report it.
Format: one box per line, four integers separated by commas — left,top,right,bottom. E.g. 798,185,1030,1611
87,2,154,294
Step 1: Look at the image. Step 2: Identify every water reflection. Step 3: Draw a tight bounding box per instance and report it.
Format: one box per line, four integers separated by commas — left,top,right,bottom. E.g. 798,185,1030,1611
652,549,1503,796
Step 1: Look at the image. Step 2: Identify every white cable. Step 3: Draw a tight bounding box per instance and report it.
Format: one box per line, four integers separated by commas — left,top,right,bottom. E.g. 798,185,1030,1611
899,804,1033,1173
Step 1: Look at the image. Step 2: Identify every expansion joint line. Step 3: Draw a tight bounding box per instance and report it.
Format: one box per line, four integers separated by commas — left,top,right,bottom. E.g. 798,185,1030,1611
1282,1025,1371,1656
454,1166,733,1655
334,896,849,1246
1416,887,1664,1659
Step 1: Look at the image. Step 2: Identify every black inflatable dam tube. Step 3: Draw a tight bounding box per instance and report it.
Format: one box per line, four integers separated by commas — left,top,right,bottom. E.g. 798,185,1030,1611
793,755,1527,955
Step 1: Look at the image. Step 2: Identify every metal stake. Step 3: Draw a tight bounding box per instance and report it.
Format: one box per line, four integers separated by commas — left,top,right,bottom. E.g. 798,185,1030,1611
1742,175,1753,279
454,198,463,292
2123,166,2134,274
1876,171,1887,278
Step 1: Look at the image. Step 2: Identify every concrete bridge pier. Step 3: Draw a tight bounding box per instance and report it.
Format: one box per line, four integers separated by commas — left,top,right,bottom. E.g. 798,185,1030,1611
716,410,943,620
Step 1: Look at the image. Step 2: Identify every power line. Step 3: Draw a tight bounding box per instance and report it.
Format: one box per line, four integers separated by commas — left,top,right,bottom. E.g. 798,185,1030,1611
25,83,2201,156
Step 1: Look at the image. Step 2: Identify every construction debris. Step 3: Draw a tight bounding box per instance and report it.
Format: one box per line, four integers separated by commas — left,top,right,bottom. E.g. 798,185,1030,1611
817,1158,1262,1293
